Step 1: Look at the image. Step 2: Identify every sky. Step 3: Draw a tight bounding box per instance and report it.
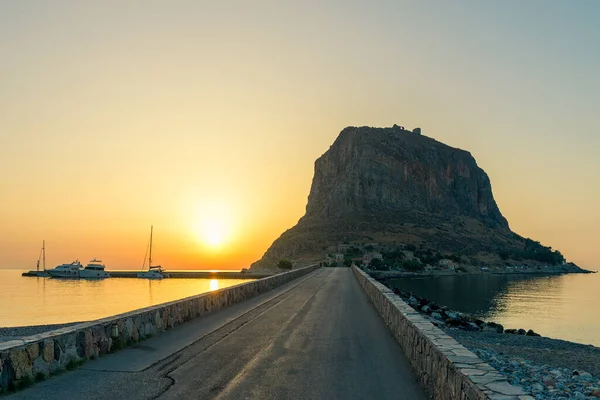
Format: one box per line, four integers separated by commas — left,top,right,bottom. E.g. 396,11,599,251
1,1,599,270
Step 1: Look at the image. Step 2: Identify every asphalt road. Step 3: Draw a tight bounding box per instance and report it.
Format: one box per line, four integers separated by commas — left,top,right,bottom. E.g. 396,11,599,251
8,268,426,400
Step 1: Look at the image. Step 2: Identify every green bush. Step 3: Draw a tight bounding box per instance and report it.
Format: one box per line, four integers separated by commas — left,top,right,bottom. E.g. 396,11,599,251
17,375,33,389
277,260,293,270
402,259,424,272
65,358,86,371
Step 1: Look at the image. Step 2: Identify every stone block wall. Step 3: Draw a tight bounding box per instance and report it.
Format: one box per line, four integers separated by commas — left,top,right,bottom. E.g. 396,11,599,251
352,266,532,400
0,264,320,390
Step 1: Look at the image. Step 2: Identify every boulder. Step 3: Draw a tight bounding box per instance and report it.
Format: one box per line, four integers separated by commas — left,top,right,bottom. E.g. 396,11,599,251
446,311,459,320
525,329,541,337
431,312,443,321
420,305,431,314
504,329,518,334
482,322,504,333
466,322,481,331
531,383,544,393
542,377,556,388
517,329,527,335
579,371,593,380
446,318,467,328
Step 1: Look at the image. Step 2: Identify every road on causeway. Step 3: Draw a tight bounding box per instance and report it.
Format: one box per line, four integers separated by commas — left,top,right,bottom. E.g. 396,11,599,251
8,268,426,400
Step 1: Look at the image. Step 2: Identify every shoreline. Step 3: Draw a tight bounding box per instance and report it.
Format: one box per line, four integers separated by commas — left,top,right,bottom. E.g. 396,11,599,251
381,283,600,398
447,330,600,398
0,322,85,344
369,267,596,280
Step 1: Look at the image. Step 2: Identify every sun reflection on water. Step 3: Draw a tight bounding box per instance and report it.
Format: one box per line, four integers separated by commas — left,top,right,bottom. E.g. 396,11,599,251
0,271,251,327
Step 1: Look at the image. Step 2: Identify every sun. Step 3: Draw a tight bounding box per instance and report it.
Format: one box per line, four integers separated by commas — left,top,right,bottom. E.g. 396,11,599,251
201,219,227,247
192,201,234,250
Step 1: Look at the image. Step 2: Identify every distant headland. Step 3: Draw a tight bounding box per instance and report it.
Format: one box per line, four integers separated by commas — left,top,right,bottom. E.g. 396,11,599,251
251,125,589,274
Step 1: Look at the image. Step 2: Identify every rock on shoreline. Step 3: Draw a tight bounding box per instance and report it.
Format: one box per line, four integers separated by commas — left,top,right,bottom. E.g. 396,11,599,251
391,288,543,337
382,283,600,399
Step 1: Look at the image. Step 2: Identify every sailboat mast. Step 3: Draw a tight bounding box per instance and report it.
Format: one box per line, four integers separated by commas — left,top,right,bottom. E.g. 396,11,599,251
42,240,46,271
149,226,153,269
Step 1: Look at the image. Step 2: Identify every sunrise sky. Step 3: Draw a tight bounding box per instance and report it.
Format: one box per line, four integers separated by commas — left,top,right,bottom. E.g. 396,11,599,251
1,1,599,270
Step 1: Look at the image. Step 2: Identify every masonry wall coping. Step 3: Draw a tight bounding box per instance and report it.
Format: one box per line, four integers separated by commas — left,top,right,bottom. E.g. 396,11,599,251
352,266,527,400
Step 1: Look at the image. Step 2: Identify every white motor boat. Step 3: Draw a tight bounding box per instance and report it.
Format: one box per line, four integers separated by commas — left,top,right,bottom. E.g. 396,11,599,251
47,260,83,278
137,226,170,279
80,259,110,279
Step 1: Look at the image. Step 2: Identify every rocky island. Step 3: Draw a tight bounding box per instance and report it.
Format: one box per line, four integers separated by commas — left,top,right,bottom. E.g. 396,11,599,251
252,125,587,274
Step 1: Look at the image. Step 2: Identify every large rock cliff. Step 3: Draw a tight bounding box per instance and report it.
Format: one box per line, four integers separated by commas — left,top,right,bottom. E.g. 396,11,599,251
251,126,560,270
305,126,508,228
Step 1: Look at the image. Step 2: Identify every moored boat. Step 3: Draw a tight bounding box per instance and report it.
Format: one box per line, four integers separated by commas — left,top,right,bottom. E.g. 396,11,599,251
47,260,83,278
137,226,170,279
138,265,170,279
22,240,50,277
80,259,110,279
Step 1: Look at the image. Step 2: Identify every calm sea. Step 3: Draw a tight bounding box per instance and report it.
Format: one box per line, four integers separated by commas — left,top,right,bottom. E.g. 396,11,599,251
386,272,600,347
0,270,251,328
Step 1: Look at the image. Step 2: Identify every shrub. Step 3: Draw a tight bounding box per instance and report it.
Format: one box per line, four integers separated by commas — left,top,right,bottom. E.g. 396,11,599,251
369,258,386,270
277,260,293,270
17,375,33,389
402,259,424,272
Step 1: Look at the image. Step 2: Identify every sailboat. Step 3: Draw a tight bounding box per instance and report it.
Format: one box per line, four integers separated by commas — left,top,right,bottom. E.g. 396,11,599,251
137,226,170,279
22,240,50,277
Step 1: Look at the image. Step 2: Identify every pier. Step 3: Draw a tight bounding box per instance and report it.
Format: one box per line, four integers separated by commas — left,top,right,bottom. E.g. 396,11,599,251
106,270,273,279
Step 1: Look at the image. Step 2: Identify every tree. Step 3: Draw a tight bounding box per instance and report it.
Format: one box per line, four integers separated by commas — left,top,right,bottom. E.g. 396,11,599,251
402,259,424,272
277,260,293,270
343,258,353,268
370,258,384,270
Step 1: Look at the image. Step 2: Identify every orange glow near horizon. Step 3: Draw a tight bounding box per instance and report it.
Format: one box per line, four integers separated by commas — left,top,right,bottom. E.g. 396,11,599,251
0,2,598,271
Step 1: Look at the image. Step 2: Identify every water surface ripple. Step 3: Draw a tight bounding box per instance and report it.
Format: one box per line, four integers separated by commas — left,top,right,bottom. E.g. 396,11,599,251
386,272,600,347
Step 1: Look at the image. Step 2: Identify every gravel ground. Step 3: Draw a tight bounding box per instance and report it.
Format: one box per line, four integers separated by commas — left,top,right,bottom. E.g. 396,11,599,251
383,285,600,398
445,329,600,378
0,322,84,343
444,327,600,399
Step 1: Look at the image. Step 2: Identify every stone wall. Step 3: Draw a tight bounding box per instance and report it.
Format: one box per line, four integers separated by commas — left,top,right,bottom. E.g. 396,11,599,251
352,266,532,400
0,264,320,391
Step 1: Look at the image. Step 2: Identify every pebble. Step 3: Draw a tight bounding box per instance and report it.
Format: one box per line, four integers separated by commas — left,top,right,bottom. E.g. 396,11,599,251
473,348,600,399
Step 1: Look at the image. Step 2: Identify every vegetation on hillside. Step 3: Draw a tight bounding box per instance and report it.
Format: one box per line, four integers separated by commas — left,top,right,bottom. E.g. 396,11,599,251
500,237,565,265
277,259,293,270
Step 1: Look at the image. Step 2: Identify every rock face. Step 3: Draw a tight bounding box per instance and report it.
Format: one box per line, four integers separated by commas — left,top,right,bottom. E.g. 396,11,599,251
305,125,508,227
251,125,533,270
